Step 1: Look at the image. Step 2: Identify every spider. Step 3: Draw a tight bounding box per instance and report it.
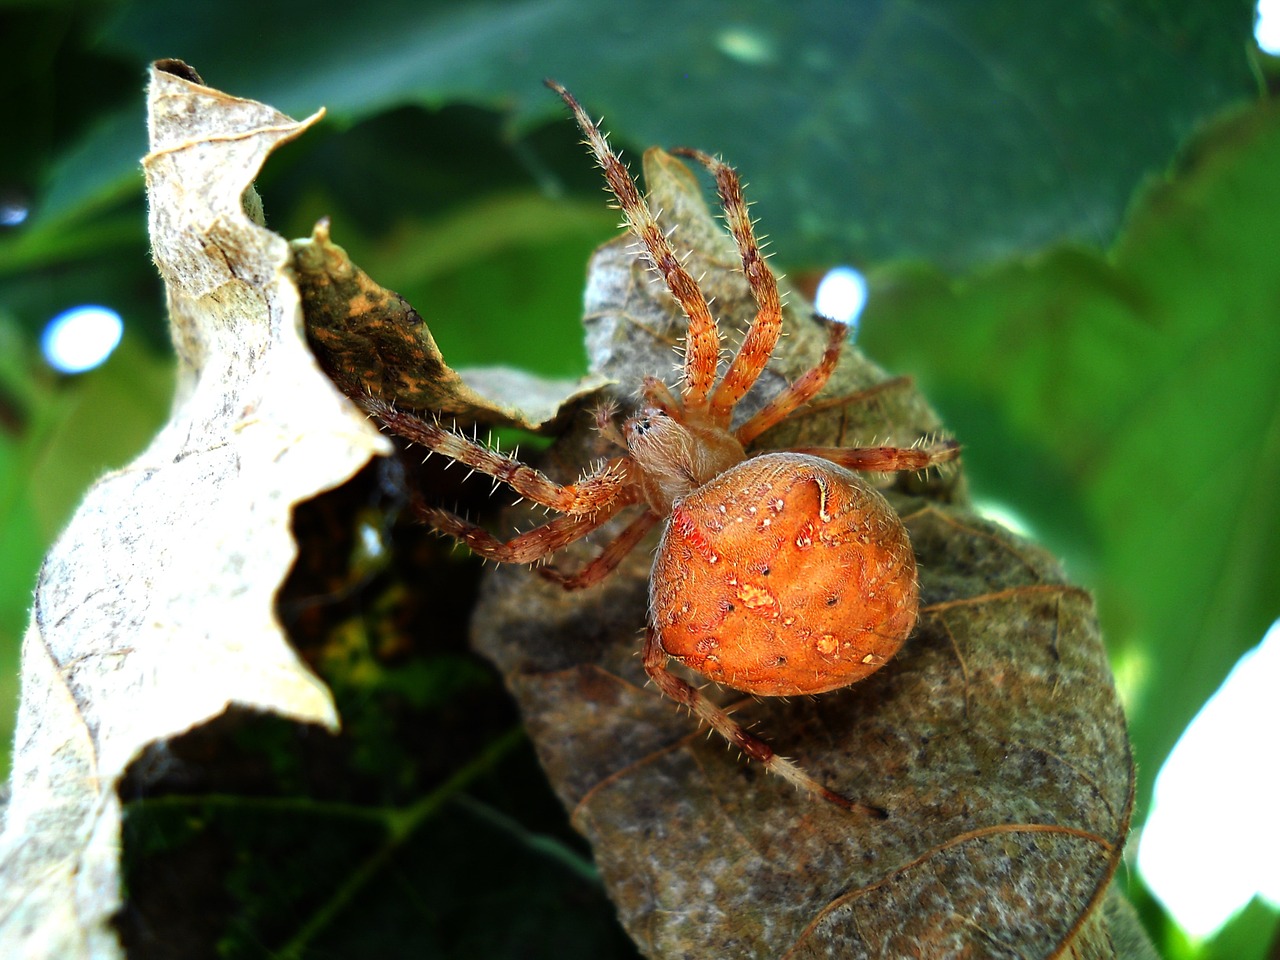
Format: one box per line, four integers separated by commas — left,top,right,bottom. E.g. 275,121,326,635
365,81,959,815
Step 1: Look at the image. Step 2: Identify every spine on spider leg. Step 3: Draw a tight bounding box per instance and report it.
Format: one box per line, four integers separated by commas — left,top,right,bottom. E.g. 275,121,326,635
791,437,961,475
593,401,628,448
734,321,848,446
641,629,885,818
416,500,626,566
544,79,720,410
367,400,520,477
363,396,629,515
538,508,660,591
640,376,682,418
672,147,784,424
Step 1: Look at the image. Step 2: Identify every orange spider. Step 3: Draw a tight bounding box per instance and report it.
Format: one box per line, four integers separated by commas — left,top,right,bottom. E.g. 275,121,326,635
365,81,959,815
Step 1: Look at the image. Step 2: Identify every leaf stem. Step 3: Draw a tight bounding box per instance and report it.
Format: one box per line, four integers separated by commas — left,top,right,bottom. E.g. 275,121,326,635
272,725,525,959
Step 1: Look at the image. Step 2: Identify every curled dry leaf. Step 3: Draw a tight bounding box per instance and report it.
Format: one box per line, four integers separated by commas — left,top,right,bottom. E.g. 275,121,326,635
294,222,609,431
0,63,385,958
471,149,1134,958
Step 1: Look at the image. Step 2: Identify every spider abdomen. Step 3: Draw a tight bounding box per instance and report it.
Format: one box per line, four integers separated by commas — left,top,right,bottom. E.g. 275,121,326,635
650,453,918,697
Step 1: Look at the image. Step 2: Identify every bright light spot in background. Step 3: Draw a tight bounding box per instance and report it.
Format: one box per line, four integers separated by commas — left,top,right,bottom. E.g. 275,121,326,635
1137,618,1280,939
41,305,124,373
356,519,387,562
715,26,777,65
0,200,28,226
814,266,869,334
1257,0,1280,54
973,498,1035,539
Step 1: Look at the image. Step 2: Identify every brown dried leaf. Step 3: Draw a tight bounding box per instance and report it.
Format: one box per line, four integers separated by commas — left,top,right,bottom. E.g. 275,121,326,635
0,62,382,958
472,150,1134,958
293,222,608,431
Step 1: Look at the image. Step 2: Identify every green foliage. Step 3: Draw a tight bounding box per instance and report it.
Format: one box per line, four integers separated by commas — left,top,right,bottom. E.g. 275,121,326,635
121,730,636,958
97,0,1259,268
861,98,1280,806
1,0,1275,957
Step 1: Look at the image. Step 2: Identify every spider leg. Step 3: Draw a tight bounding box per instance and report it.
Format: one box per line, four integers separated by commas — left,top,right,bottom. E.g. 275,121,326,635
734,320,847,445
366,396,630,515
539,509,661,591
790,438,961,474
593,402,628,449
642,628,886,818
416,493,634,565
547,80,719,413
640,376,682,417
787,375,914,446
795,375,913,419
673,148,783,428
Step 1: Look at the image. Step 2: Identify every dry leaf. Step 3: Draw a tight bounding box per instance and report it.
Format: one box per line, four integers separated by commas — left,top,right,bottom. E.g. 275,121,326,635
0,62,384,958
470,149,1135,958
294,221,609,431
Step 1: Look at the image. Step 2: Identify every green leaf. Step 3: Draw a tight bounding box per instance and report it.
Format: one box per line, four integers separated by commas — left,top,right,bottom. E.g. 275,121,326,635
860,96,1280,809
120,728,638,959
72,0,1258,267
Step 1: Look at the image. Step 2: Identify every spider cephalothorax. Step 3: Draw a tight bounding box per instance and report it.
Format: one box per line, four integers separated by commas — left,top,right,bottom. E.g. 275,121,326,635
366,81,958,814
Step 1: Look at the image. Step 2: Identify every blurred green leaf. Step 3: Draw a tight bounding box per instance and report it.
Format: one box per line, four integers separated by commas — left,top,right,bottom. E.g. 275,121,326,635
861,96,1280,812
1124,873,1280,960
121,732,638,959
24,336,174,541
1182,899,1280,960
0,328,172,774
0,3,139,206
74,0,1258,268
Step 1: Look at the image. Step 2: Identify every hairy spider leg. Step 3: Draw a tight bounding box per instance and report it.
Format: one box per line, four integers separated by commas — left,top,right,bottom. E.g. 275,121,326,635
734,320,848,445
539,509,661,590
417,491,637,565
640,376,682,418
673,148,784,428
546,79,719,414
790,439,962,474
641,628,886,818
367,397,632,516
593,404,628,449
799,374,913,419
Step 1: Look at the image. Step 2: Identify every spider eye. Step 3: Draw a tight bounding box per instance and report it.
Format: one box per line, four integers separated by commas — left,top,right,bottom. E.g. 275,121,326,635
625,407,670,440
